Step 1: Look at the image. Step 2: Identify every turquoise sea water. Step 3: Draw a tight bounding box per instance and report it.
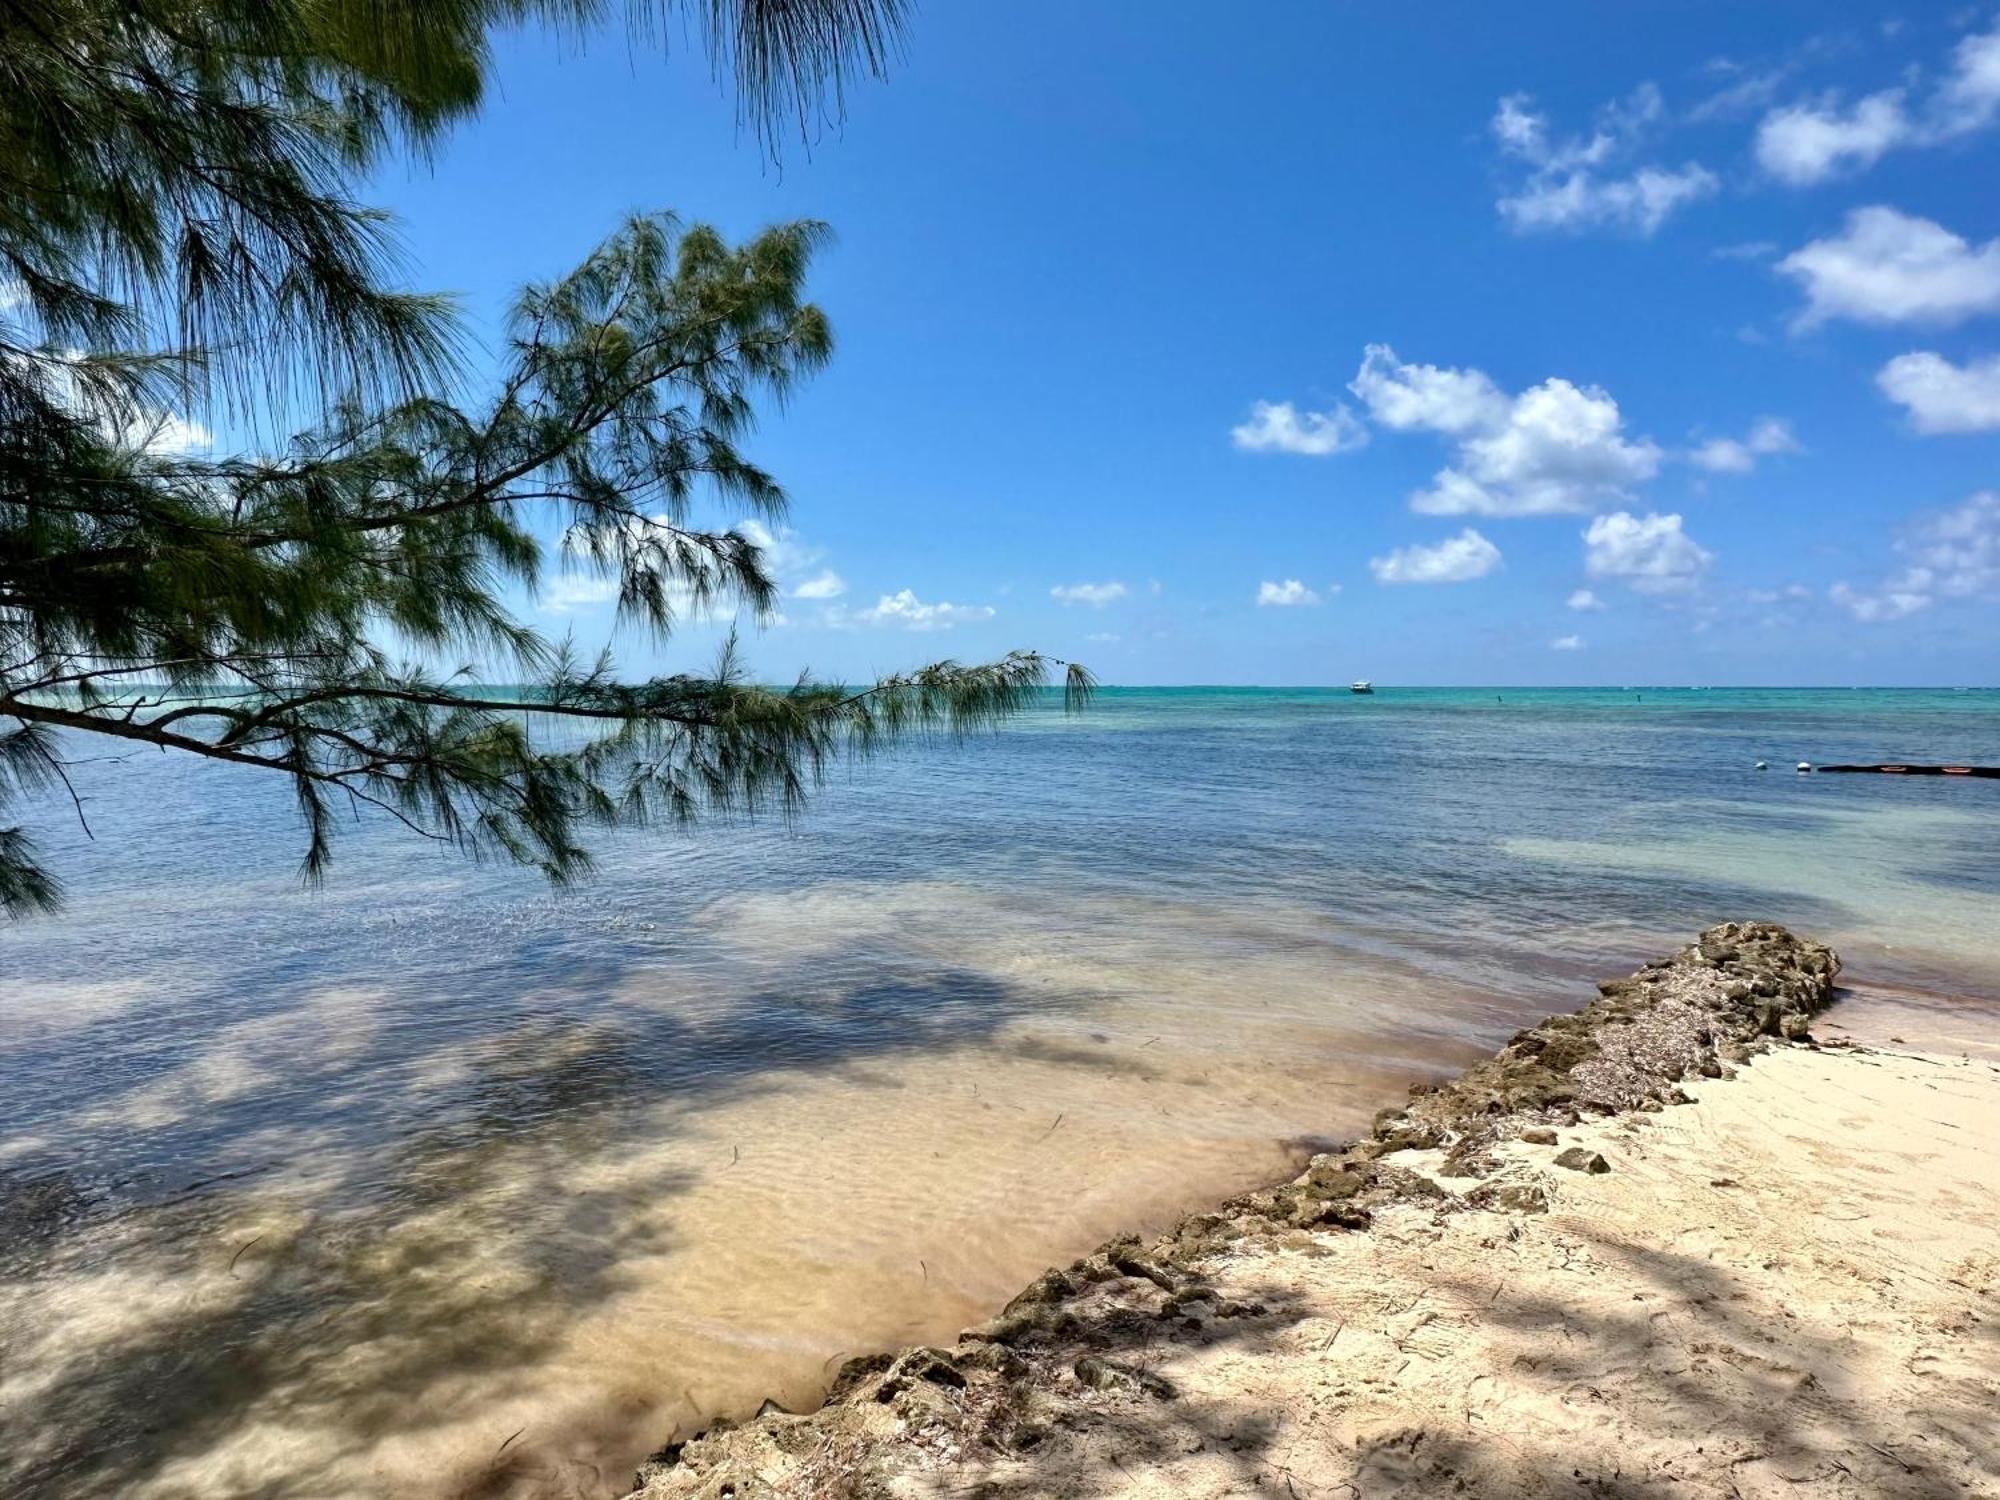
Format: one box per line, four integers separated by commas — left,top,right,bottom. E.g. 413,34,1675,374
3,686,1998,1496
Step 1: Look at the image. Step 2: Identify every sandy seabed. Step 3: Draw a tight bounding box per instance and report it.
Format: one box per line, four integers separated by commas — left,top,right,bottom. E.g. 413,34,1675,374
632,975,2000,1499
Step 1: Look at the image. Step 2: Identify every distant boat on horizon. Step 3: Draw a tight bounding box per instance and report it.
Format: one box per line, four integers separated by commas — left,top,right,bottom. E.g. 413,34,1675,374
1350,680,1374,694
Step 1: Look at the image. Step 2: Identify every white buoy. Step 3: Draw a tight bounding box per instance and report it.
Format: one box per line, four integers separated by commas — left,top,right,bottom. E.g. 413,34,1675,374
1754,760,1767,770
1797,761,1812,773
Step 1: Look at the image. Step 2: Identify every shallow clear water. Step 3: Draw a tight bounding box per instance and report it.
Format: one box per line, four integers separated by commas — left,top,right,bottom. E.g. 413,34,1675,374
3,686,1998,1497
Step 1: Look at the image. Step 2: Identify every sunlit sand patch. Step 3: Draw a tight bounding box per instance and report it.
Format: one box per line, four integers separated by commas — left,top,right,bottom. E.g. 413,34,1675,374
693,878,1497,1038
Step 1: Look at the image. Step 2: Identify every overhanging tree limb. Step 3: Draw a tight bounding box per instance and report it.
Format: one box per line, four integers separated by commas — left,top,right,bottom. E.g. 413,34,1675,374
1,212,1093,915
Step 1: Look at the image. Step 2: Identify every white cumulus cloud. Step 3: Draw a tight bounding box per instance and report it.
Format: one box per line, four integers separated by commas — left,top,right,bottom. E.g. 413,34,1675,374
1779,207,2000,329
1876,351,2000,433
1754,20,2000,185
829,589,996,631
540,552,748,625
1230,399,1368,455
1550,634,1585,650
1369,529,1503,585
1567,588,1606,611
1350,345,1509,435
1255,579,1321,606
121,410,211,456
1583,511,1713,593
1050,581,1129,607
1350,345,1661,516
792,569,847,600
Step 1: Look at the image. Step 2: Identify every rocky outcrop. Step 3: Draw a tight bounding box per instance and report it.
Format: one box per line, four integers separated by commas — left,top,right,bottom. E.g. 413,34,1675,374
1361,918,1839,1179
623,922,1840,1500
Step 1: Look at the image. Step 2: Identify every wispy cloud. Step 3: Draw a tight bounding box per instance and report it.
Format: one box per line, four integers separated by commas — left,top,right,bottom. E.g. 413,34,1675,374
1829,580,1930,622
1686,416,1801,473
1050,581,1129,606
1831,490,2000,621
1711,240,1781,262
1490,85,1716,236
539,575,623,614
737,520,853,601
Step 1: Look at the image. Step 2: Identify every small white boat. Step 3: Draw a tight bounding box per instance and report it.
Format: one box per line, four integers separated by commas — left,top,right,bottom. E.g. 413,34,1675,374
1350,680,1374,694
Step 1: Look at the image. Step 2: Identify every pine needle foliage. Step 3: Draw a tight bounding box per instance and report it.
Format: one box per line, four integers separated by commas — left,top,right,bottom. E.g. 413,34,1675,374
0,2,1090,916
0,0,910,413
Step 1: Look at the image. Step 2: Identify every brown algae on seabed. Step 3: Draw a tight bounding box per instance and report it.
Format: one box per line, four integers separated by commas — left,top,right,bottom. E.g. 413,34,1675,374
620,922,2000,1498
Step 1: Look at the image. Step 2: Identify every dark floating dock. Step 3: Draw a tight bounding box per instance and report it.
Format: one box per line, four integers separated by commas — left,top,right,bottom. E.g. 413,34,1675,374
1815,764,2000,777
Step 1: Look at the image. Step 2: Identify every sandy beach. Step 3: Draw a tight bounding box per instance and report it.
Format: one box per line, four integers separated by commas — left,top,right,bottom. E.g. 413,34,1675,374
628,926,2000,1499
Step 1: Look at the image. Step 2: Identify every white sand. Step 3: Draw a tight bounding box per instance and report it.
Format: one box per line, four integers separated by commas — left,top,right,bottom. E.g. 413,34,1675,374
637,1004,2000,1498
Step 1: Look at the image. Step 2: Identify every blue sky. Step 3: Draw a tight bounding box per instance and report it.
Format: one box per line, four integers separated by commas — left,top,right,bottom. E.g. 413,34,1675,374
366,1,2000,685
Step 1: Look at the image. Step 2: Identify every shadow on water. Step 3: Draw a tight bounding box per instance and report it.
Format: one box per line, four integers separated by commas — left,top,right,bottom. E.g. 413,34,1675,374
0,875,1870,1499
0,955,1065,1500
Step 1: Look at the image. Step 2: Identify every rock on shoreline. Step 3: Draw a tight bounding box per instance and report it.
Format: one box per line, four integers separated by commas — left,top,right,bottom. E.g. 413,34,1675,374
625,922,1843,1498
